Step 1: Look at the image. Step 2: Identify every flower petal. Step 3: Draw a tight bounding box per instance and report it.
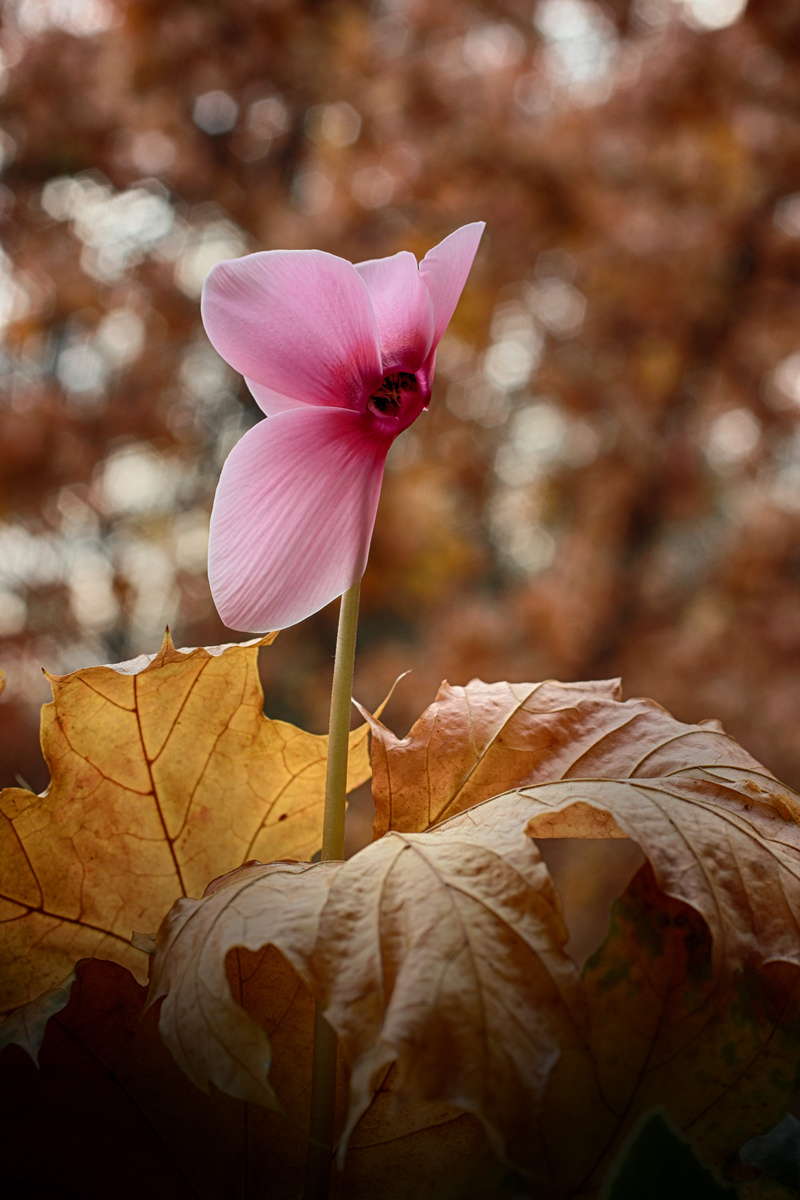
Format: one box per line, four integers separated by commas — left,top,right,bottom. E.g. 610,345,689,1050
419,222,485,348
202,250,382,410
355,250,435,373
209,409,391,631
245,378,310,416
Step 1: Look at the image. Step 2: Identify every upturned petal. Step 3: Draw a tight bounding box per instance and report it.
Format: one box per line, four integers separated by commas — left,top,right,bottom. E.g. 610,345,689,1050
208,408,391,631
202,250,383,410
355,250,435,374
419,222,485,349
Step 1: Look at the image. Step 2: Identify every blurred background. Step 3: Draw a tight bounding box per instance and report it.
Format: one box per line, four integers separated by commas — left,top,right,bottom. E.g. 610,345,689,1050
2,0,800,800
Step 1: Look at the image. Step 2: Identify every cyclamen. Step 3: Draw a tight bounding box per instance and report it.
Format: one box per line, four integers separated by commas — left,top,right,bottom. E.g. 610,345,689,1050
202,222,485,631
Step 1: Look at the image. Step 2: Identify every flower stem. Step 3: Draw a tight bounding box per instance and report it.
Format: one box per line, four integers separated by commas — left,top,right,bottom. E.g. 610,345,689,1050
303,1006,339,1199
321,578,360,862
303,578,361,1200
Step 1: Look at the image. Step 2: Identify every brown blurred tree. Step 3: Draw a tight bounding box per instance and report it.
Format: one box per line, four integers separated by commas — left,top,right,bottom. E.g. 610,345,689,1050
2,0,800,802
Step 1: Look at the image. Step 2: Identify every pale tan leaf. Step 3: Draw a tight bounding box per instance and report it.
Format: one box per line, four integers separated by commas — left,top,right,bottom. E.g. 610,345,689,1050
0,630,375,1015
150,859,342,1107
131,931,157,954
221,944,500,1199
149,860,501,1196
522,771,800,973
147,682,800,1192
314,796,587,1162
150,795,586,1166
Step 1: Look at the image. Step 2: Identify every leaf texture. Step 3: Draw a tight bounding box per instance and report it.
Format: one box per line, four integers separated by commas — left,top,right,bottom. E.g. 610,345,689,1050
361,677,770,837
149,794,587,1170
149,682,800,1195
549,862,800,1195
523,771,800,974
0,631,374,1015
150,858,341,1108
0,957,501,1200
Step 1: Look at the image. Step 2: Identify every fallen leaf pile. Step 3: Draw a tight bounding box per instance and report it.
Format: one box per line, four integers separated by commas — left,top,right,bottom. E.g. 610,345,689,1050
3,646,800,1198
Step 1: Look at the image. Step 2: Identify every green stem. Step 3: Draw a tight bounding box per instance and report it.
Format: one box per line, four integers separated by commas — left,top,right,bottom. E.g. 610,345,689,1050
303,578,361,1200
321,578,360,861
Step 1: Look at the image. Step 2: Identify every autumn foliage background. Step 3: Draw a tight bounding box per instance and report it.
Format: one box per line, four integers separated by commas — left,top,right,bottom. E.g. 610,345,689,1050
1,0,800,805
5,2,800,1196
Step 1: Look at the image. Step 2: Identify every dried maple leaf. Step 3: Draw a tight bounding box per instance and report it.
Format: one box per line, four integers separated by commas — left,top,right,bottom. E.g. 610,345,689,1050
564,862,800,1196
146,685,800,1196
523,768,800,973
151,858,339,1108
0,957,501,1200
0,631,375,1015
0,965,77,1066
148,798,586,1184
360,677,768,837
0,959,261,1200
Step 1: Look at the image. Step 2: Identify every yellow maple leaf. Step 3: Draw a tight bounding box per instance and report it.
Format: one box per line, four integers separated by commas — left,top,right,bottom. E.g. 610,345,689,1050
0,631,374,1015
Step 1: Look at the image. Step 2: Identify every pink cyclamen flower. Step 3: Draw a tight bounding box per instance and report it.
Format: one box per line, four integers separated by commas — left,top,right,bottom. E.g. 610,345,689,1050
202,221,485,632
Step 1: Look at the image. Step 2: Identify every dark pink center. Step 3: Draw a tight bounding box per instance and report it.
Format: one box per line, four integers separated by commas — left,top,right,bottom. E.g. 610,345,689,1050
368,371,418,417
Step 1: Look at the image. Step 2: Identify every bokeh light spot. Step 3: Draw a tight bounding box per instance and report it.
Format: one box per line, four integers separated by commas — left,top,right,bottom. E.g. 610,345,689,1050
306,102,362,148
462,23,526,73
193,91,239,136
680,0,747,32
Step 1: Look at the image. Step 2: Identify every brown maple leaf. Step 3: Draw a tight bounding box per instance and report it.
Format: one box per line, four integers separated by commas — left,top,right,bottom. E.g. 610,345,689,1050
360,677,768,837
0,957,500,1200
141,683,800,1195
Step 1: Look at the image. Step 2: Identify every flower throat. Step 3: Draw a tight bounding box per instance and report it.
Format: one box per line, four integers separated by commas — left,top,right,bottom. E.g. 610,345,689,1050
369,371,418,415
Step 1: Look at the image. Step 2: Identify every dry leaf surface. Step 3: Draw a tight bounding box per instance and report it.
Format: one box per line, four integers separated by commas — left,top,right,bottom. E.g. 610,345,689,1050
0,631,374,1014
148,682,800,1195
362,677,770,836
151,858,341,1108
0,959,273,1200
569,863,800,1195
150,803,584,1152
523,769,800,974
149,803,585,1185
0,957,501,1200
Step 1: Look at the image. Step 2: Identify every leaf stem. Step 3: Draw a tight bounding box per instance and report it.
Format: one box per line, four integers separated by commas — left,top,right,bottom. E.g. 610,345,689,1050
303,578,361,1200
